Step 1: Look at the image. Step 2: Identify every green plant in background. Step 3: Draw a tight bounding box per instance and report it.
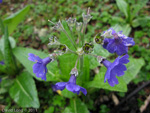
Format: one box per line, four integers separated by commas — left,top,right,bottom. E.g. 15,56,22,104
0,1,148,112
111,0,150,35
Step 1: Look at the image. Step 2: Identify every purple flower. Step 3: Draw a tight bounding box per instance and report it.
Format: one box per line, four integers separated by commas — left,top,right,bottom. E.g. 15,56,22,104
0,0,2,3
0,78,2,83
28,53,52,81
102,28,135,56
54,74,87,95
101,54,129,87
0,61,5,65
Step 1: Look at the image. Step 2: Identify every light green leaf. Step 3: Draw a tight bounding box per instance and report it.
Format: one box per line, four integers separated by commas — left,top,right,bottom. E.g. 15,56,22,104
89,44,110,69
9,72,40,108
4,5,30,34
132,17,150,28
59,20,76,51
112,24,131,36
116,0,128,18
123,58,145,84
13,47,60,81
63,98,89,113
86,66,127,92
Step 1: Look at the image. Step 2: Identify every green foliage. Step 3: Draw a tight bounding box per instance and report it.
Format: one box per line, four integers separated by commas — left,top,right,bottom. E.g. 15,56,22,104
3,26,18,75
63,98,89,113
122,58,145,84
9,72,40,108
99,104,110,113
59,21,76,51
116,0,128,18
3,5,30,34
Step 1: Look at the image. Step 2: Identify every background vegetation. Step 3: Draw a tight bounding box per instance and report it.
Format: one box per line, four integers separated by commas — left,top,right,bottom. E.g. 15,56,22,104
0,0,150,113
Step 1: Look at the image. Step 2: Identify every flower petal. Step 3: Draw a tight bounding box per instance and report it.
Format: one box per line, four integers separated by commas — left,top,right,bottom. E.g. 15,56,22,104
55,82,67,90
116,43,128,56
106,39,117,53
80,87,87,96
28,53,42,63
119,54,129,64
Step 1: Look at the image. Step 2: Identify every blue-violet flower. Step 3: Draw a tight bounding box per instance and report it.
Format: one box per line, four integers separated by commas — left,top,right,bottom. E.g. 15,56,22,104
28,53,52,81
101,54,129,87
102,28,135,55
0,61,5,65
54,74,87,95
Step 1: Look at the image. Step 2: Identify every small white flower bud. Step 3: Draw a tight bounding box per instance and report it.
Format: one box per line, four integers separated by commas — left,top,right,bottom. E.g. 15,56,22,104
70,67,78,77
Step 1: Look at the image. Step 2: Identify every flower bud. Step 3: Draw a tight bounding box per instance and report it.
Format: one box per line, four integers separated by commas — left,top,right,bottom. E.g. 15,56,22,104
83,43,94,54
97,56,105,64
52,20,64,31
94,33,103,44
76,22,82,31
66,17,76,28
48,36,59,45
70,67,78,77
82,13,92,24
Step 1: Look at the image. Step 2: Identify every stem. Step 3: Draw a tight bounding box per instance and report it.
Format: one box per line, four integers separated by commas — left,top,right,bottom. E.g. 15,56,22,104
79,55,84,76
81,23,87,46
73,98,77,113
78,32,81,47
63,29,77,50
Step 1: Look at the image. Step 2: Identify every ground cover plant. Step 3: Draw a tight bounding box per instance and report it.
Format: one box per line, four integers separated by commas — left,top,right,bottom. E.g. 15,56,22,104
0,0,150,113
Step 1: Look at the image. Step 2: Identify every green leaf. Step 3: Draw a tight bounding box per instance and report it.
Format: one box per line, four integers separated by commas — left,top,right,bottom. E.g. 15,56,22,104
9,72,40,108
112,24,131,36
86,66,127,92
132,17,150,28
122,58,145,84
0,36,16,55
82,55,90,81
132,0,148,19
61,89,76,98
58,53,78,80
4,5,30,34
89,44,110,69
63,98,89,113
59,20,76,51
4,26,18,75
0,17,5,33
116,0,128,18
13,47,60,81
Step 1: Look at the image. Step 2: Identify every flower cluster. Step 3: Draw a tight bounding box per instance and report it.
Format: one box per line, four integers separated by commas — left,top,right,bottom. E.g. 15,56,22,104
28,8,134,96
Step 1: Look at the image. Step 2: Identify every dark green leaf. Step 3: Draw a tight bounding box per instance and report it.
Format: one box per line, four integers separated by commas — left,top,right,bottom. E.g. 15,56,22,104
9,72,40,108
61,89,76,98
63,98,89,113
4,26,18,75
